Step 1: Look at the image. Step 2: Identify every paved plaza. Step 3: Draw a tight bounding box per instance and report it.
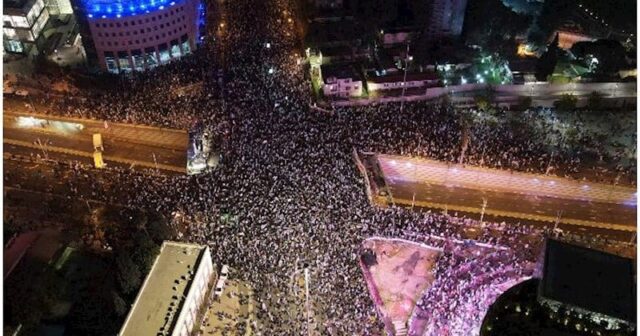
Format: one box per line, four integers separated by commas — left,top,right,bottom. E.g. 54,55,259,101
361,238,441,335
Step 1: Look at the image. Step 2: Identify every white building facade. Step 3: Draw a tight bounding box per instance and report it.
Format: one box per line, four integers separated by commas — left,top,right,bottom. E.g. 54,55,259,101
119,241,215,336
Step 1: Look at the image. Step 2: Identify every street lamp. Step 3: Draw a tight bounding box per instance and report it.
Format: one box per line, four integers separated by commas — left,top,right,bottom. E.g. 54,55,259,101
399,42,411,113
480,198,488,224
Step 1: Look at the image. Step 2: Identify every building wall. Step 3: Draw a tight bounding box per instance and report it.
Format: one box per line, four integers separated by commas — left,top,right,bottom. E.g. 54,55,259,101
368,79,435,91
426,0,468,39
382,31,411,47
323,77,362,97
83,0,201,73
3,0,51,55
172,247,213,336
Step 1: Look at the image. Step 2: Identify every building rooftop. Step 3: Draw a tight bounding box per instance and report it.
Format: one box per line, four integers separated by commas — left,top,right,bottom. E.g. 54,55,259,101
540,239,636,322
4,0,36,15
321,63,361,83
306,19,361,47
368,72,440,84
119,241,207,336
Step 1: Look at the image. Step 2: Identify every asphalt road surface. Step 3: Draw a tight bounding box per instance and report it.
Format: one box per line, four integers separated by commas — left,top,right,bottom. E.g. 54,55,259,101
389,180,636,228
377,155,636,233
3,109,188,173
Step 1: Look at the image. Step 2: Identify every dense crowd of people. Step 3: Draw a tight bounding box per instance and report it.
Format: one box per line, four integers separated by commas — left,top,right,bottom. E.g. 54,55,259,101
11,0,635,334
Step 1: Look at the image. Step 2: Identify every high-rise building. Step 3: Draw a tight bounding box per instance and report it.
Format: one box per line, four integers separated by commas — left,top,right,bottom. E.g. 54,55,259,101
3,0,51,55
425,0,468,40
71,0,204,73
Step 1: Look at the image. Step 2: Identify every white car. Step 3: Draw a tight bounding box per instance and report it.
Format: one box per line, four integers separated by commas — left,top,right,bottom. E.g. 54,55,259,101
14,89,29,96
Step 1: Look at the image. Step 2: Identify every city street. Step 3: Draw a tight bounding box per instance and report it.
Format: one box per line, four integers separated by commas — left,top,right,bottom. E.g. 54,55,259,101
3,106,188,173
377,154,637,232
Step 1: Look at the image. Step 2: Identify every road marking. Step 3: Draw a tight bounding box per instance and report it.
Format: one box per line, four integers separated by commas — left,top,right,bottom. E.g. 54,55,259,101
4,138,186,173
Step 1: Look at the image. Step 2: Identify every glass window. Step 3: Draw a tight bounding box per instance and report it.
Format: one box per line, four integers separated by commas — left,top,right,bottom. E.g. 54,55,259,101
31,9,49,39
105,55,118,73
118,56,131,72
9,15,29,28
159,49,170,63
4,39,23,53
170,40,181,58
132,54,144,71
181,40,190,55
144,48,158,68
3,28,18,39
25,0,44,26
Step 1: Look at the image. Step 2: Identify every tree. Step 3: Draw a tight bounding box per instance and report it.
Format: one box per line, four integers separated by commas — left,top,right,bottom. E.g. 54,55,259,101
68,290,119,336
112,291,128,317
114,250,141,295
147,212,173,243
571,40,628,75
132,232,160,274
475,95,490,110
587,91,603,110
5,261,64,328
553,94,577,111
535,34,559,81
462,0,532,51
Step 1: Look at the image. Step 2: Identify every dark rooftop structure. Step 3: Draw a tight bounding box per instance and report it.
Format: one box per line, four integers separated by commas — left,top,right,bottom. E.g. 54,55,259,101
305,19,361,47
320,63,361,83
539,239,636,323
3,0,36,14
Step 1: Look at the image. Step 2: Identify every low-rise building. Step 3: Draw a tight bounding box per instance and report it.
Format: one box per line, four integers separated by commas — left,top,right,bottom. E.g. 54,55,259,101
321,63,363,98
367,71,439,92
379,27,415,48
119,241,215,336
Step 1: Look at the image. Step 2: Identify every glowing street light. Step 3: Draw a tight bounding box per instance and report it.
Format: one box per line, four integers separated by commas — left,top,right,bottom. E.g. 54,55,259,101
266,42,271,48
268,67,274,74
461,77,467,84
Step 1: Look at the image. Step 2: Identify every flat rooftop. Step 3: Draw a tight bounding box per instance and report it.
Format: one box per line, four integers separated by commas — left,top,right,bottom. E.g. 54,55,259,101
540,239,636,322
119,241,206,336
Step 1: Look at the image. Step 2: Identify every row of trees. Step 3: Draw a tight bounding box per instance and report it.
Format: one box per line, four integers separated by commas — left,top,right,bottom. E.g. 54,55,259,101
3,203,173,335
66,206,172,335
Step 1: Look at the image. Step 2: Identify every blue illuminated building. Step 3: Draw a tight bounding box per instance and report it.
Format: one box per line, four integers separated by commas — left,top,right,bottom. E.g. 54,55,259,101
82,0,182,18
73,0,204,73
